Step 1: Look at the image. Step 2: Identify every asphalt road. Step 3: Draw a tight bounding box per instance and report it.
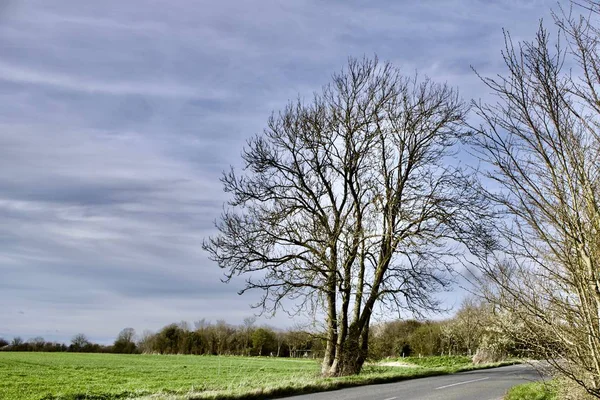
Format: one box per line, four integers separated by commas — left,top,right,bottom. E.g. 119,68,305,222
282,364,545,400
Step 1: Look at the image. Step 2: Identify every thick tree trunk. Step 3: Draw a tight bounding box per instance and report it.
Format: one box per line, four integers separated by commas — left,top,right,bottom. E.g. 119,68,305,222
338,334,367,375
325,323,369,376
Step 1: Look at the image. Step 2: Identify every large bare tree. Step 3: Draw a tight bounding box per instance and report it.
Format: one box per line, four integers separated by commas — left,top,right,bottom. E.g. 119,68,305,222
204,57,488,376
469,1,600,395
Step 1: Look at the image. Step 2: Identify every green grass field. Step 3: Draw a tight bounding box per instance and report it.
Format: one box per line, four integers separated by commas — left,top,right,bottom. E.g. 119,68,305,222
0,352,514,400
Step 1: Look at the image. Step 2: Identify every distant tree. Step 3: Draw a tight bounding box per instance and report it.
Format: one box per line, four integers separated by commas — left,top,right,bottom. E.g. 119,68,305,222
193,319,213,354
29,336,45,345
136,330,156,354
70,333,90,351
113,328,137,354
42,341,67,352
440,297,488,356
285,330,313,358
408,322,443,357
118,328,135,343
0,338,8,347
188,330,204,355
29,337,46,351
214,320,233,355
275,330,286,357
157,324,182,354
251,327,276,356
11,336,23,347
243,317,257,356
369,319,422,359
471,303,517,364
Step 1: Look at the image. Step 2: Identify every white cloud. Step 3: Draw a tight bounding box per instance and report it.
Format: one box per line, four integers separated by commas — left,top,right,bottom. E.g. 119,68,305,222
0,62,224,98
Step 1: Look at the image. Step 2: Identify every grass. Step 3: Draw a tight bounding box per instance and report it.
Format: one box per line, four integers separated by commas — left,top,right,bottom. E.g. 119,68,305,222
504,381,557,400
0,352,518,400
400,355,472,368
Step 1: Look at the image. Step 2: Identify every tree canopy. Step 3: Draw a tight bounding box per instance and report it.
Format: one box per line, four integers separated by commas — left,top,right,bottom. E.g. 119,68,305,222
204,57,490,376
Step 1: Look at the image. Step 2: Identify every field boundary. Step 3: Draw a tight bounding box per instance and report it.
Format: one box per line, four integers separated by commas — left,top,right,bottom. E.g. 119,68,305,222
1,353,521,400
136,360,521,400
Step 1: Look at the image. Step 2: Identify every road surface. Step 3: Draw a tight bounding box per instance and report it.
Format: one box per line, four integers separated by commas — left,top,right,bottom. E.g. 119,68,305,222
281,364,544,400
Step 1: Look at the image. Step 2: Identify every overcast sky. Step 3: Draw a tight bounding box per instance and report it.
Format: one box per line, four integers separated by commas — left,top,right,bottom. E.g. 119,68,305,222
0,0,563,344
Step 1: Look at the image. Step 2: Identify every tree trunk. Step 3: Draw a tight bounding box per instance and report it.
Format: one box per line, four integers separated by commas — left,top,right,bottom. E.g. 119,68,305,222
338,336,367,375
322,269,338,375
321,329,337,374
321,302,337,373
325,324,368,376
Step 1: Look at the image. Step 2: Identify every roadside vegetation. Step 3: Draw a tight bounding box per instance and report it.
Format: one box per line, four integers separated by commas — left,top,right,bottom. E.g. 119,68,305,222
400,356,472,369
505,381,557,400
468,0,600,396
0,352,516,400
505,377,600,400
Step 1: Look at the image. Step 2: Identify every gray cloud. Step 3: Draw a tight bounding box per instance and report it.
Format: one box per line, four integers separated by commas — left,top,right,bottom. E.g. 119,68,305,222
0,0,564,343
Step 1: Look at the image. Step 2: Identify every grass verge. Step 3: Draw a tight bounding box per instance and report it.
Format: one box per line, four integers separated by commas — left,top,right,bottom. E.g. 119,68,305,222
401,355,473,368
136,358,520,400
504,381,557,400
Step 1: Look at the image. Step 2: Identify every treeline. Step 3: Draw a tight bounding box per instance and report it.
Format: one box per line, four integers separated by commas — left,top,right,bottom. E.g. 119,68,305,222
0,334,111,353
370,298,527,362
0,319,325,357
137,320,324,357
0,298,520,361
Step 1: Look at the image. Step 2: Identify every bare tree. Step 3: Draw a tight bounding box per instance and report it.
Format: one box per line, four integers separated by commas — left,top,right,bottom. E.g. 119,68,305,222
29,336,46,351
469,1,600,395
243,316,256,356
136,330,156,354
204,57,488,376
114,328,137,354
71,333,89,351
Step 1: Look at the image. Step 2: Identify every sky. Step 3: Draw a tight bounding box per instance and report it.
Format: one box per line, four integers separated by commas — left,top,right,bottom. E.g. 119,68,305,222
0,0,563,344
